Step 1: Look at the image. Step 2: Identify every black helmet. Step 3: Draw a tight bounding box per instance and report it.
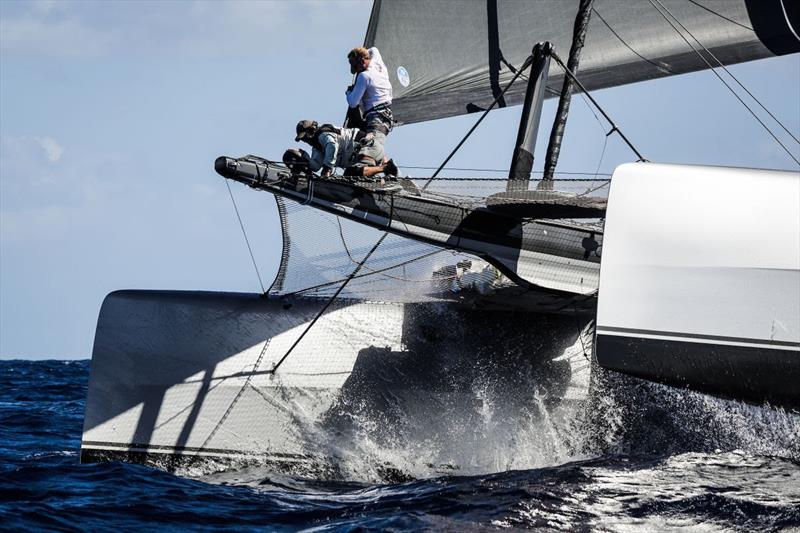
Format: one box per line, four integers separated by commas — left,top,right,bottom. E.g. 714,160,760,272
294,120,318,142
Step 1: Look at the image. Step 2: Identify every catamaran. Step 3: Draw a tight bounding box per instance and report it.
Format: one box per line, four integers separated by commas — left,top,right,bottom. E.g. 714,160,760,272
81,0,799,477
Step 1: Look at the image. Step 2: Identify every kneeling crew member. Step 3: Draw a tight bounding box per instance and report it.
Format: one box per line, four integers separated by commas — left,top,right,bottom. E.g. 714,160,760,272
284,120,395,179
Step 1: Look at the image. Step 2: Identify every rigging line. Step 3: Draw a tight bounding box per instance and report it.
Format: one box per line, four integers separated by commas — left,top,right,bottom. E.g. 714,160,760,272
684,0,754,32
578,89,608,135
199,334,272,451
268,233,388,375
576,86,614,181
648,0,800,165
577,321,590,361
692,7,800,144
576,88,613,183
225,179,266,293
573,175,612,199
334,217,446,283
285,247,448,297
500,56,562,99
593,134,610,182
575,85,612,184
592,8,676,75
403,166,612,176
550,51,647,162
334,215,418,280
500,56,529,82
336,217,357,264
671,0,798,146
418,176,610,182
422,54,534,190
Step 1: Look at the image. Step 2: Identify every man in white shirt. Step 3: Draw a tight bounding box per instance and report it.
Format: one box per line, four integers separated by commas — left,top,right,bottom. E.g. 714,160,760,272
346,47,393,134
345,47,398,177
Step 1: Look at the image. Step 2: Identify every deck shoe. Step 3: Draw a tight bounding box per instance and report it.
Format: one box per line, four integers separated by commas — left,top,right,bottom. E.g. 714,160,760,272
384,159,399,177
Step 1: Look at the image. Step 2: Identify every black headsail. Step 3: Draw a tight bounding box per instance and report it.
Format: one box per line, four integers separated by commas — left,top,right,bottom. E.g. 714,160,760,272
365,0,799,126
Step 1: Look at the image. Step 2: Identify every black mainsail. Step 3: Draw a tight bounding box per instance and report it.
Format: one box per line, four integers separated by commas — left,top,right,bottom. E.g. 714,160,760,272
366,0,799,125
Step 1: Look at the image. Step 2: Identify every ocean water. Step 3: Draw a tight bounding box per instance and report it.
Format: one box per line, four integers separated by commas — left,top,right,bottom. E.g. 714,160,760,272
1,359,798,531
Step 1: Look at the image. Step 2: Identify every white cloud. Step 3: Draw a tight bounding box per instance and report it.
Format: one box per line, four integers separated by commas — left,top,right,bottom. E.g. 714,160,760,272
29,0,63,17
35,136,64,163
0,0,367,59
1,135,90,220
0,12,115,59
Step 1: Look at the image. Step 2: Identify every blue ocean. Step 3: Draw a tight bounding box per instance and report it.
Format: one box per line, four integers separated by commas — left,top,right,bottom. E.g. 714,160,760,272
1,359,798,531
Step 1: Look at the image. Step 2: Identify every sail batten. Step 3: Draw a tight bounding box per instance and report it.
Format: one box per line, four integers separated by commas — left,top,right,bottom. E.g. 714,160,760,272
366,0,799,125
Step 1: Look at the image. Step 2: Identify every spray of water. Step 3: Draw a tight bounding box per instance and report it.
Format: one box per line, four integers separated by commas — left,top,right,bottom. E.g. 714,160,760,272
186,317,798,484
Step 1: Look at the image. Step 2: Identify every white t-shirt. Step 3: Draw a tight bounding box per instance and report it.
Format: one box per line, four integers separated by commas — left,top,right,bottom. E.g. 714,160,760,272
346,47,393,112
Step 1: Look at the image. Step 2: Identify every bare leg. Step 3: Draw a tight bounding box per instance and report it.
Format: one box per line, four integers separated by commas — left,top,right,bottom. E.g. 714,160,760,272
352,156,386,180
362,165,386,179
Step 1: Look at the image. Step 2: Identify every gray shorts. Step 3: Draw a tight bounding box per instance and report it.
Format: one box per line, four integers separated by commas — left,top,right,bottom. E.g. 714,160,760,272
355,132,386,165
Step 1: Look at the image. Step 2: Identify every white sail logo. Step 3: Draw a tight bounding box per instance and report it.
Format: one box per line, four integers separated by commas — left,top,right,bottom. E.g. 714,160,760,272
397,66,410,87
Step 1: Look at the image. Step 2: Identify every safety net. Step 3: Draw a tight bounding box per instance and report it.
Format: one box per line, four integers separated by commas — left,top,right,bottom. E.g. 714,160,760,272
268,176,609,307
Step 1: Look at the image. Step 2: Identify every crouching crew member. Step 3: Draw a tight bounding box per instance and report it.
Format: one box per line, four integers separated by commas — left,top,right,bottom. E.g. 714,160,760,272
283,120,395,180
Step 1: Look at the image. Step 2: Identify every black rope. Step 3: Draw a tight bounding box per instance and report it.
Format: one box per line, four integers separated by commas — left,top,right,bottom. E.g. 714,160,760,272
500,55,529,82
550,51,647,162
268,232,388,374
674,0,800,146
685,0,754,32
225,179,266,293
592,7,675,75
577,319,596,362
422,54,534,190
659,0,799,147
648,0,800,165
199,334,273,450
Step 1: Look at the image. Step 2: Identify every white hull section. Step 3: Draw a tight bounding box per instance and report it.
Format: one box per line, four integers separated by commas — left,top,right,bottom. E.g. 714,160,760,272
82,292,401,470
82,290,594,478
596,163,800,406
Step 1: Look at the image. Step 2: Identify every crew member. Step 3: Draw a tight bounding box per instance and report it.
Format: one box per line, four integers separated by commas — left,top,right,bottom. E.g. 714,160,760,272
283,120,397,180
345,47,397,175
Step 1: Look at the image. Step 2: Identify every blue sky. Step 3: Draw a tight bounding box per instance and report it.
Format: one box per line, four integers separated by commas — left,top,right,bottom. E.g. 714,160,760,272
1,0,798,359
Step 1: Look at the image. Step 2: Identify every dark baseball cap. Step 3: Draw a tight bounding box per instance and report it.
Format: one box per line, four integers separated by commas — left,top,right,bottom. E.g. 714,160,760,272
294,120,318,142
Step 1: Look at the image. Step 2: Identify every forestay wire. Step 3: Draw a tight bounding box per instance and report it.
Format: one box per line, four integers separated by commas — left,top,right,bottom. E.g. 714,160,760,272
648,0,800,166
550,51,647,162
422,54,534,190
225,179,266,293
267,232,389,374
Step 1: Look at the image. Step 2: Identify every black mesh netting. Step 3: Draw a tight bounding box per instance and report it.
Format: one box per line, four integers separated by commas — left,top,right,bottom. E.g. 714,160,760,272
269,177,609,303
